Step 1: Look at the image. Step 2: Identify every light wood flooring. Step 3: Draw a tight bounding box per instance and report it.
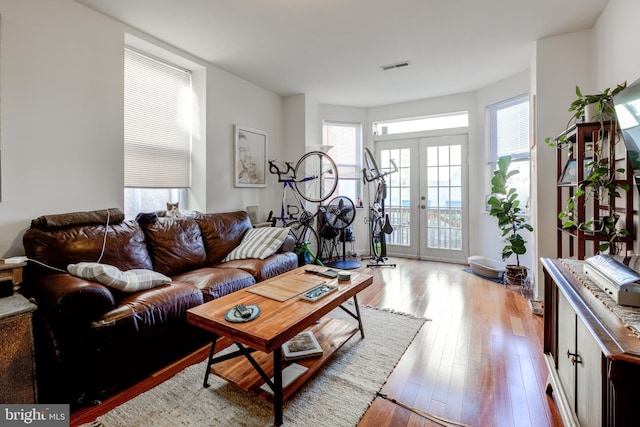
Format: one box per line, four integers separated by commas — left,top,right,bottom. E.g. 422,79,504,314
71,258,562,427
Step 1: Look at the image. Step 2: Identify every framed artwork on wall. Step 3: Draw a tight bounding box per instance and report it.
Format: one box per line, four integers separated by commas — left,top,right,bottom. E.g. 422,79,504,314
234,125,267,188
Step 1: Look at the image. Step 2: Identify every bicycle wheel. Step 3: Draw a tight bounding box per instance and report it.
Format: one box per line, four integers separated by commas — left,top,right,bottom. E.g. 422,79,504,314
294,151,338,203
371,215,386,259
288,221,322,265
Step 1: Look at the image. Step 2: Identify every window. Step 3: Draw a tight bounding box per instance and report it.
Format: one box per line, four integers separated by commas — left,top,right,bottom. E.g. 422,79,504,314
488,94,530,212
322,121,362,203
124,47,193,219
373,112,468,135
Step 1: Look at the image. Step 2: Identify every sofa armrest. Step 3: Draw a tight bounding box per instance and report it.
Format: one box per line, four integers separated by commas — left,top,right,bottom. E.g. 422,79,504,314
30,273,116,320
278,235,295,253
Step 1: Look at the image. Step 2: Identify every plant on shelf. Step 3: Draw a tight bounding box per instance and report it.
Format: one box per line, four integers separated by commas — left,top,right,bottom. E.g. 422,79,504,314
548,81,630,255
545,82,627,148
558,160,629,254
487,155,534,286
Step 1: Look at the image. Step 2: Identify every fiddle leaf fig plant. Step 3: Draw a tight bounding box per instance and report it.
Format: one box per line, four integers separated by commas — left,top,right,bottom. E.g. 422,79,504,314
487,155,534,267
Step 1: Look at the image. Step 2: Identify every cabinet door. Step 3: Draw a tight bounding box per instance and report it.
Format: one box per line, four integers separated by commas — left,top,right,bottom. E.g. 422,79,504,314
557,291,577,410
575,319,602,427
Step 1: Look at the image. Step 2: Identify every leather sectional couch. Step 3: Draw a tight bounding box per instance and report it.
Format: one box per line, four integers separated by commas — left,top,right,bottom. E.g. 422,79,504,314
21,209,298,405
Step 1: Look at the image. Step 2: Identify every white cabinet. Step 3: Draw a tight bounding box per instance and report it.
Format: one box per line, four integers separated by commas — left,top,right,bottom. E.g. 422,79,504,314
555,290,602,427
542,258,640,427
575,318,602,427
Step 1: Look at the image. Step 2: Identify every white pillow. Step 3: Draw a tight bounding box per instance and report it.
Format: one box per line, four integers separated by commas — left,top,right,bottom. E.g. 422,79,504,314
67,262,171,293
223,227,290,261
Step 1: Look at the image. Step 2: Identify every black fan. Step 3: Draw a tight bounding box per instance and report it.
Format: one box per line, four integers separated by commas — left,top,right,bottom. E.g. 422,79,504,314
325,196,355,231
325,196,360,270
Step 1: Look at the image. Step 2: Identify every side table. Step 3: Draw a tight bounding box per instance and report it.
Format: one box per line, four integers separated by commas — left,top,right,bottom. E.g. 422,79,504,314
0,294,38,403
0,261,26,296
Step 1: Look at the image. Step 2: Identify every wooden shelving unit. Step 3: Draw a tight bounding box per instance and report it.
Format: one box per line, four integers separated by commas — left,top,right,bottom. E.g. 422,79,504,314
555,121,634,259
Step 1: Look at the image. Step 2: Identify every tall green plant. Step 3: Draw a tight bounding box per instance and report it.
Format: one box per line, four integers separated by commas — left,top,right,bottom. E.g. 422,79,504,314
487,156,534,267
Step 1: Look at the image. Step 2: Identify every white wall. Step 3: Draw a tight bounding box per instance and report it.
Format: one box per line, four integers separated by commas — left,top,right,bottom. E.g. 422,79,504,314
532,31,591,299
593,0,640,256
0,0,285,256
593,0,640,93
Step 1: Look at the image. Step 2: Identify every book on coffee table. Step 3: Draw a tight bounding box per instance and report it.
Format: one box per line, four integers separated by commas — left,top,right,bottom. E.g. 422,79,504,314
259,363,309,395
282,330,323,360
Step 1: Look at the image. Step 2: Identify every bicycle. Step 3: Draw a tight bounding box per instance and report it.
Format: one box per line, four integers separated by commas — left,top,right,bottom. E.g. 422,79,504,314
268,151,338,265
362,147,397,268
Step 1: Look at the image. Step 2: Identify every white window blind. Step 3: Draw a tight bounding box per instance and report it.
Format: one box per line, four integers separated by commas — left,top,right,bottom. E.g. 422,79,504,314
322,121,362,201
489,95,529,162
487,94,531,213
125,48,192,188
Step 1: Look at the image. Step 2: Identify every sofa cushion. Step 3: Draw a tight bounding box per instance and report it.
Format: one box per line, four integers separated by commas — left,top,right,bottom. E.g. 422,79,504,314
67,262,171,293
141,217,208,277
222,226,290,261
172,267,256,301
196,211,253,264
23,220,153,272
217,252,299,282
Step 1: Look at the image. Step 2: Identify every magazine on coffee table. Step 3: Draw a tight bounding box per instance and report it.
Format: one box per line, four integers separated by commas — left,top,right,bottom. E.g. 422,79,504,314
282,330,323,360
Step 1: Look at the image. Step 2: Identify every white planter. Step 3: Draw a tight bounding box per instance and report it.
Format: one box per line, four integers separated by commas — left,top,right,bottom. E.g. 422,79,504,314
584,102,599,122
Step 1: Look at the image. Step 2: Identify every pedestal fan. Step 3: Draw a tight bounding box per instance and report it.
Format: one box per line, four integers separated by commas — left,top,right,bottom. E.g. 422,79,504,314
325,196,360,270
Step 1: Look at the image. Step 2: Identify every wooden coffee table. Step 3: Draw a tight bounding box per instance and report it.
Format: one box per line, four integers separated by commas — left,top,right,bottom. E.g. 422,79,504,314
186,266,373,426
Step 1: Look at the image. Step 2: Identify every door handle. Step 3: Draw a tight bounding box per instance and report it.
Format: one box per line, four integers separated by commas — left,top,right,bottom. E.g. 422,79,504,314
421,205,426,209
566,349,582,366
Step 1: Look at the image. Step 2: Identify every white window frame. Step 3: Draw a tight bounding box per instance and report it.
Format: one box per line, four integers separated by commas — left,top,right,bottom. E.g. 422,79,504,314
124,46,193,218
322,120,363,202
487,94,531,213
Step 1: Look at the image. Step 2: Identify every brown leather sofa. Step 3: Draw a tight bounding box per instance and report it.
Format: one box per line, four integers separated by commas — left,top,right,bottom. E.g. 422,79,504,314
21,209,297,405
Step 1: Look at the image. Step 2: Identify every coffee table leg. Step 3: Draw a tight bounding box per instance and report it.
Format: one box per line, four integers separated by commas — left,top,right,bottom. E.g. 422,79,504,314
273,347,283,426
353,295,365,339
203,335,219,388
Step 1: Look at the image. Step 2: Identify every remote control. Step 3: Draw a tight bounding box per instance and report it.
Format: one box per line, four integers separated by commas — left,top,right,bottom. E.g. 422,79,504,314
235,304,252,319
304,269,338,278
317,269,338,278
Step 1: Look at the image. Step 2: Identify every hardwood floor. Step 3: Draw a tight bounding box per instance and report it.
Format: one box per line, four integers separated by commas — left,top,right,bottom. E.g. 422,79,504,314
70,258,562,427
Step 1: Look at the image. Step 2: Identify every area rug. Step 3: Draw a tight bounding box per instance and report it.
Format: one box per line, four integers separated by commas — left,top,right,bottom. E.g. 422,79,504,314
81,305,427,427
462,268,504,284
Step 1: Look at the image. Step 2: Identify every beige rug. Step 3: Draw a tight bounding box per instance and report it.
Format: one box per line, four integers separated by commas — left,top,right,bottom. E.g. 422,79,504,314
82,305,427,427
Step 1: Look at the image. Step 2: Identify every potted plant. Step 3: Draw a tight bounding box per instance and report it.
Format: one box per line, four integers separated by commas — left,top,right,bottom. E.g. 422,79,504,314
487,155,534,286
546,82,627,147
558,159,629,254
548,81,630,254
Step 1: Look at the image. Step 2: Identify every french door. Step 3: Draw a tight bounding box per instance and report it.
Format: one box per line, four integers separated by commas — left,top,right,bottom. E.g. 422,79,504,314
374,133,469,262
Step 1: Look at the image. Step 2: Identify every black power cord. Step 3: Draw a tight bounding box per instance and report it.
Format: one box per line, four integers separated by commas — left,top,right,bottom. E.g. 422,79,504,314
376,392,471,427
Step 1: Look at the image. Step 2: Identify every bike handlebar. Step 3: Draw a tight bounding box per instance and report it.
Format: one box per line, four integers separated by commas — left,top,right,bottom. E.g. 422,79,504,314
362,158,398,183
268,159,296,181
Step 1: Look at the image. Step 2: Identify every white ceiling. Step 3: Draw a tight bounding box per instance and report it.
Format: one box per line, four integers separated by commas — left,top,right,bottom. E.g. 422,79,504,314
74,0,609,108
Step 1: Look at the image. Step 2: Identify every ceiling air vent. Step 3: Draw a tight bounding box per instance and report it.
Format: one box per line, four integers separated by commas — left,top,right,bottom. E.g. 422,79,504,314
380,61,411,71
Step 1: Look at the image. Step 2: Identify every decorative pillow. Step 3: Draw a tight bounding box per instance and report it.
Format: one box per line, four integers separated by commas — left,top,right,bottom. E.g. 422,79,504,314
222,227,290,261
67,262,171,293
